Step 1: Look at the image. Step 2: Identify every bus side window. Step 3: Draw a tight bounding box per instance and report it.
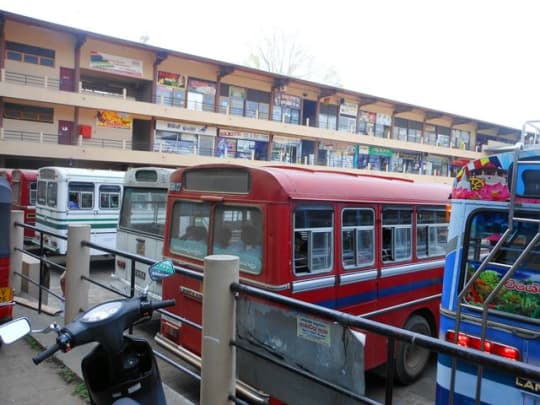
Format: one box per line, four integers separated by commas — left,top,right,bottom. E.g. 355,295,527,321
382,227,393,261
294,232,309,273
293,207,333,275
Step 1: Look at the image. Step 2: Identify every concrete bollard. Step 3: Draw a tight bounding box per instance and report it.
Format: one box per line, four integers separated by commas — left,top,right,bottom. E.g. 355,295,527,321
9,210,24,295
64,224,90,323
200,255,239,405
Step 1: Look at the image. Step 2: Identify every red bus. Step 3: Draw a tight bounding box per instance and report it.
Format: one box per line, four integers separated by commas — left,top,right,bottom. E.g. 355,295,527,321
11,169,38,238
0,169,38,239
158,163,451,387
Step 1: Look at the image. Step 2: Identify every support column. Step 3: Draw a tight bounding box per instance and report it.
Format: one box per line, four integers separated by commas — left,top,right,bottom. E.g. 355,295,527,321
64,224,90,323
200,254,239,405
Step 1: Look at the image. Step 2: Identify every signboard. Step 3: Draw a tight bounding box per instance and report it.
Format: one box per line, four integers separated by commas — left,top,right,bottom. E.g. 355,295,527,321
158,71,186,89
219,129,269,142
89,51,143,77
339,102,358,117
368,146,393,157
155,120,216,136
97,111,132,129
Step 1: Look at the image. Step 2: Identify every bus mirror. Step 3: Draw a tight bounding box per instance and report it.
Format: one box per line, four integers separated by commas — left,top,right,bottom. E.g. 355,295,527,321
148,260,175,282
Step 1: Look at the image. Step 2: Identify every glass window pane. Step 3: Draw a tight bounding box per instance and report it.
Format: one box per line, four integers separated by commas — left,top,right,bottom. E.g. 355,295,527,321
169,201,210,259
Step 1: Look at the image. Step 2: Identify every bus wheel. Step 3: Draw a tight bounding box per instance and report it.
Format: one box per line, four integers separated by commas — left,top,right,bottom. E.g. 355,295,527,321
394,314,431,385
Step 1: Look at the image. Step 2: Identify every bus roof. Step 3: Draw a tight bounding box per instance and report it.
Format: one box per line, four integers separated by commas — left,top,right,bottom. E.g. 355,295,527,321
172,163,451,204
38,167,125,181
124,167,174,185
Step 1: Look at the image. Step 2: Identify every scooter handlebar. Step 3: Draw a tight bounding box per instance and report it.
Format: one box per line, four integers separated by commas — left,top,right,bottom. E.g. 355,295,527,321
32,342,60,365
151,299,176,311
140,299,176,315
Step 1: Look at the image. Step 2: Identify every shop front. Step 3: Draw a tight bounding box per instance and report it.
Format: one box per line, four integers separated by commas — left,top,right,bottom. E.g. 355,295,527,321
271,136,301,163
318,142,357,168
154,120,216,156
217,130,269,160
357,145,393,171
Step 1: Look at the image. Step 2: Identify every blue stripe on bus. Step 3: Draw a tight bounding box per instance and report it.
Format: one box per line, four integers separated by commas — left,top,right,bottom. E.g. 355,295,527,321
435,384,490,405
314,277,442,309
378,277,442,299
438,354,517,387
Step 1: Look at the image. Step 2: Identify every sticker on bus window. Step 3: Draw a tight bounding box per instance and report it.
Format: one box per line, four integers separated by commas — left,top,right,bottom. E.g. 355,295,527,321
466,263,540,318
297,316,331,346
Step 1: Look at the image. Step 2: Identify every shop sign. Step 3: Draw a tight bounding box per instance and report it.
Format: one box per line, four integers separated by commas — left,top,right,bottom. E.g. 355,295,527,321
156,120,217,136
96,111,132,129
229,86,247,98
158,71,186,89
359,111,376,123
339,102,358,117
220,129,269,142
358,145,369,155
188,79,216,95
368,146,393,157
376,113,391,126
274,92,301,109
273,135,301,146
90,51,143,77
398,152,421,160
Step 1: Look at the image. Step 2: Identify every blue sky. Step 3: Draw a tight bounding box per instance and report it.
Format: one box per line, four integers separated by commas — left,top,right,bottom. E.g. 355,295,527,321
1,0,539,129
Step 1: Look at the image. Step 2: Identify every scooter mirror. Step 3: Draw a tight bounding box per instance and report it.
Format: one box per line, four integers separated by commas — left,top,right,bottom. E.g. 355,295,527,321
0,317,31,344
148,260,175,282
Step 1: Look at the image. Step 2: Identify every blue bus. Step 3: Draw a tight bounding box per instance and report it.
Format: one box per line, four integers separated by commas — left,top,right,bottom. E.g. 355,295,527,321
437,121,540,404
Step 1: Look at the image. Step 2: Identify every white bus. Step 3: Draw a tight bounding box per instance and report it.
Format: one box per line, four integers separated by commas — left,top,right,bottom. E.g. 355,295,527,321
112,167,173,299
35,167,124,255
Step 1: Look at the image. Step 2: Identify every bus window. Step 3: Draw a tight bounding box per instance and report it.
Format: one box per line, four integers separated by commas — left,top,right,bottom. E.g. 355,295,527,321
29,182,37,206
68,182,94,209
416,207,448,258
169,201,210,259
119,187,167,236
212,205,262,274
293,207,333,275
37,181,46,205
382,207,412,263
464,210,540,318
46,182,57,207
341,208,375,268
100,185,121,209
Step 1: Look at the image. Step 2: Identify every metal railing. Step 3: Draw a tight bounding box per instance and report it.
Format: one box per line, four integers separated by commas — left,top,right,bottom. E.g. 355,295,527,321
10,215,540,404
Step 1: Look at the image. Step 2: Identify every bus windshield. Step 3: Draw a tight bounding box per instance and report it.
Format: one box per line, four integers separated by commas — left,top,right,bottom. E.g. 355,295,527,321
169,200,263,273
119,187,168,236
464,210,540,319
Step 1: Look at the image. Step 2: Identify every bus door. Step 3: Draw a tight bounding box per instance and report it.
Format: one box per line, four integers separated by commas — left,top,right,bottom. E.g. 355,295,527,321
291,205,336,310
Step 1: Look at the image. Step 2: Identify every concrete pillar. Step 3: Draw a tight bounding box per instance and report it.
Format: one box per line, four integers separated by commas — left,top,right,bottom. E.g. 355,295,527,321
64,224,90,323
200,255,239,405
9,210,24,295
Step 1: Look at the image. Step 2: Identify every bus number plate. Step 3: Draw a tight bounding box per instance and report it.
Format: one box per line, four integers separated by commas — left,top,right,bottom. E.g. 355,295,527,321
135,270,146,280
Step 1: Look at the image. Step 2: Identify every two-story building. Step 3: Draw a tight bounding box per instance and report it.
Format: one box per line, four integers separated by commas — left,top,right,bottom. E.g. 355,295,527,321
0,10,521,182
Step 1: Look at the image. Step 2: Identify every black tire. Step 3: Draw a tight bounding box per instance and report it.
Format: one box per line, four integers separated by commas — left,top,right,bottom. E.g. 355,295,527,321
394,314,432,385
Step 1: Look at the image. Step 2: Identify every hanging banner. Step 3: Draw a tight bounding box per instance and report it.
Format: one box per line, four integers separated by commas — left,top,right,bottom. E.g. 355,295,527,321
89,51,143,77
96,111,132,129
158,71,186,89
